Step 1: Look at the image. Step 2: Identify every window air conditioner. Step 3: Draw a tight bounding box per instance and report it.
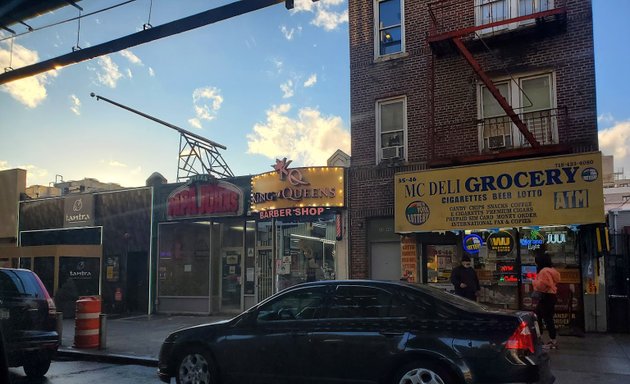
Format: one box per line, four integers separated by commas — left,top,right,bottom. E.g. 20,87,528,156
381,146,404,160
487,135,507,149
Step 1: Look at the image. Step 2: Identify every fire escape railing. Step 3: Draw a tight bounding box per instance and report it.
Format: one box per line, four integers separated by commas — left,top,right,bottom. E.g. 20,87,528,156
480,107,567,151
427,0,567,150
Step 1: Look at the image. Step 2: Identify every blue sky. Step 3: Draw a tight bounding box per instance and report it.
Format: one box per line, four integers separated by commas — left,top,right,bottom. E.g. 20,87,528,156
0,0,628,188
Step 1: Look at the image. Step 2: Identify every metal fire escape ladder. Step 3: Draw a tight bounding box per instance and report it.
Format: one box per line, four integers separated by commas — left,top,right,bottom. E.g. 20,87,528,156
451,37,539,148
427,4,567,149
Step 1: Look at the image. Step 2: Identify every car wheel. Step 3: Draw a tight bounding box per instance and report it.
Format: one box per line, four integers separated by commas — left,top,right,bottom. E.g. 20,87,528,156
176,348,216,384
394,361,456,384
23,351,52,378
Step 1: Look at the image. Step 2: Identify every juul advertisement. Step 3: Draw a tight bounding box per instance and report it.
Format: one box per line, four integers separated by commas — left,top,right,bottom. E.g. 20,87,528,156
251,158,345,219
395,152,605,232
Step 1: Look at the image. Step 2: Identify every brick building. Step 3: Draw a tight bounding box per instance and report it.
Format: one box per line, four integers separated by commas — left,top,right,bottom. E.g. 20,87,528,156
348,0,611,332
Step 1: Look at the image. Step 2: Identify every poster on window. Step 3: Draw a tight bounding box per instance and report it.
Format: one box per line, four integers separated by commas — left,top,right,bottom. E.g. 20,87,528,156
426,245,456,283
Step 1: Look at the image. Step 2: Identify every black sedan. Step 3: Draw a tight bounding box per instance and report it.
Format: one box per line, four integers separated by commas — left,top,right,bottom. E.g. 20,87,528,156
158,280,553,384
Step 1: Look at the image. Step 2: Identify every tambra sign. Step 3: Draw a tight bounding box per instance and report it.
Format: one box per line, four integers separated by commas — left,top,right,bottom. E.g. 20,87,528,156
167,180,243,220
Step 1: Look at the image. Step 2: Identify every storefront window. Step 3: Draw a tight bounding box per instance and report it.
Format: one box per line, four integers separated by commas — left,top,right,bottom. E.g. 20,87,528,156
220,221,243,311
520,226,581,330
158,222,210,297
276,218,337,291
476,230,519,309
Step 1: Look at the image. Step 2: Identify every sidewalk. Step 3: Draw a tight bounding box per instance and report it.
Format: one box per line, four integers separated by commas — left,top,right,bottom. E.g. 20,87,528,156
57,315,630,382
57,313,233,366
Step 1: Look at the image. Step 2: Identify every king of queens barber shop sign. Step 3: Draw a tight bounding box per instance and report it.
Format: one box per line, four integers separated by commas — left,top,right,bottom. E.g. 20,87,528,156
167,179,244,220
251,158,345,220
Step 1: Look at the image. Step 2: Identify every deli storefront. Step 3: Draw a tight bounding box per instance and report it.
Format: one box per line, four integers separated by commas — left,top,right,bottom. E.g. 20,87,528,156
394,152,607,333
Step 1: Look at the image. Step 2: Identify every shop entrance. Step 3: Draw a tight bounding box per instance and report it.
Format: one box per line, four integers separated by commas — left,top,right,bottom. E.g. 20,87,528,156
221,248,242,312
126,251,148,314
607,233,630,333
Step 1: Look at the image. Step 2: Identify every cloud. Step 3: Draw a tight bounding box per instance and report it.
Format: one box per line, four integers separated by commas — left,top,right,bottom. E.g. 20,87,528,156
108,160,127,168
269,57,283,74
280,25,302,40
188,86,223,128
148,67,155,77
599,120,630,177
280,26,294,40
70,94,81,115
293,0,348,31
0,161,49,186
304,73,317,87
598,113,614,125
280,79,294,98
119,49,143,66
188,118,202,129
247,104,350,166
96,56,123,88
126,68,133,78
0,41,57,108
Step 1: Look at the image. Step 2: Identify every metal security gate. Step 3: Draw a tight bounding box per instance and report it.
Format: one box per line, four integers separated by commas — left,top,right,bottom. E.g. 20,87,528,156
607,233,630,333
256,248,273,303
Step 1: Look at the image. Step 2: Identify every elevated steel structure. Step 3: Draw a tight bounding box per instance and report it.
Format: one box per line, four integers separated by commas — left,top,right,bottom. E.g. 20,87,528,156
92,93,234,182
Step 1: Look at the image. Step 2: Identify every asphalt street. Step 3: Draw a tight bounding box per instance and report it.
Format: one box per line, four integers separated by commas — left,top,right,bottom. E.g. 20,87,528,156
8,359,159,384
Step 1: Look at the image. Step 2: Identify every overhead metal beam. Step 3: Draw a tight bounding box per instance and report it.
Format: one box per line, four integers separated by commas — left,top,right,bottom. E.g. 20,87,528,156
0,0,286,85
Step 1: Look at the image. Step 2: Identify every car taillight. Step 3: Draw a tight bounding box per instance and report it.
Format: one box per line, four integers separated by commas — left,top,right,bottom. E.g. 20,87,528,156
33,272,57,315
506,321,534,354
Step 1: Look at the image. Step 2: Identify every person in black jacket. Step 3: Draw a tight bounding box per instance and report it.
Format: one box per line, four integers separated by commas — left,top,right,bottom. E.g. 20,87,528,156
451,255,480,300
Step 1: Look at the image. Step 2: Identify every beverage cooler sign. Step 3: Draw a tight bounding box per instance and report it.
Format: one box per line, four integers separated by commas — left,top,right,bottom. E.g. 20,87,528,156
394,152,605,232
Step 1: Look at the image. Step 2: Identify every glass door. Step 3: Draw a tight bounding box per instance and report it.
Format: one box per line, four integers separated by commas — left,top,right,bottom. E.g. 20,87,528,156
221,248,242,312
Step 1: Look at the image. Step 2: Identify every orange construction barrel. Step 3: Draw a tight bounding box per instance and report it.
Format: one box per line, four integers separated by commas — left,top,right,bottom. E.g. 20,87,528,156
74,296,101,349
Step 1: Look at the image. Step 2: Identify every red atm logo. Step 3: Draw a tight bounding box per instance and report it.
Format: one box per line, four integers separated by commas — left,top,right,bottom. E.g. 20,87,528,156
167,181,243,219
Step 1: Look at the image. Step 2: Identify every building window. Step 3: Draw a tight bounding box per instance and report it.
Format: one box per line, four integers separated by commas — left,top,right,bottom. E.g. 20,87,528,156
375,0,404,57
478,72,556,151
476,0,553,33
376,97,407,164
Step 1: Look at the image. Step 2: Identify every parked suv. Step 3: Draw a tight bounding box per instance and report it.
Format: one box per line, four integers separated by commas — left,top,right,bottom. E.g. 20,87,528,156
0,268,59,378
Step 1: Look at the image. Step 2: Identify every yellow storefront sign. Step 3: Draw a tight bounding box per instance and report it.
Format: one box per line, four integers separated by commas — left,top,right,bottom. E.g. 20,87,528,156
395,152,605,232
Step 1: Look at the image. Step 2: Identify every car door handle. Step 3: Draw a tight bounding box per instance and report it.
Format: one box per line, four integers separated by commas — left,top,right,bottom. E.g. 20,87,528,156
380,331,404,337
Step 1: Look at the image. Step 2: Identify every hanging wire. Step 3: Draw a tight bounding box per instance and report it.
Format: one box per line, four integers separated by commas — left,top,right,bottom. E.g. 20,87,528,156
4,35,15,72
144,0,154,30
0,0,138,43
72,10,82,51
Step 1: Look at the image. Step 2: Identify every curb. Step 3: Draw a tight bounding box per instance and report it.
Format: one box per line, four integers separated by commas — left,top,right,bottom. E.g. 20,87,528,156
56,348,158,367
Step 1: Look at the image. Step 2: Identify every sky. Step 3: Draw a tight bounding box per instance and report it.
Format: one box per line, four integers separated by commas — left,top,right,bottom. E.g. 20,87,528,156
0,0,628,188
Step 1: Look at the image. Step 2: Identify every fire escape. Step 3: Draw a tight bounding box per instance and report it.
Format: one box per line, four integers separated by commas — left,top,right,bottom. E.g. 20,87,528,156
426,0,569,166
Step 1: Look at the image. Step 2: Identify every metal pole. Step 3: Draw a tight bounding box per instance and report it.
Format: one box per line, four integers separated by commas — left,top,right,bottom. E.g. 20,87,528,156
99,314,107,350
